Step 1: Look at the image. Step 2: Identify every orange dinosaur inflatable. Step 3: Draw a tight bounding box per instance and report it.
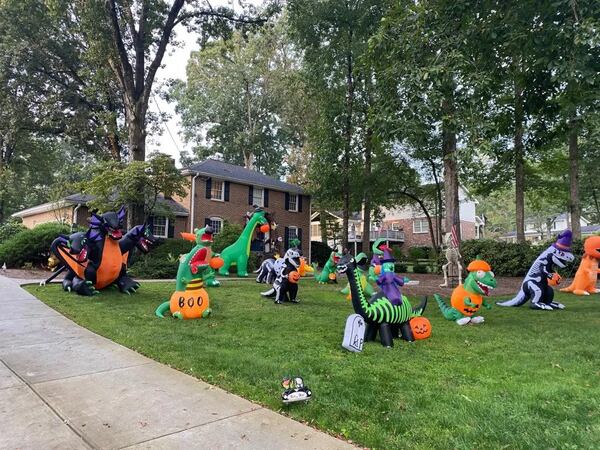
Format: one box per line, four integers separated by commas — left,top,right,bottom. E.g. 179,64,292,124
560,235,600,296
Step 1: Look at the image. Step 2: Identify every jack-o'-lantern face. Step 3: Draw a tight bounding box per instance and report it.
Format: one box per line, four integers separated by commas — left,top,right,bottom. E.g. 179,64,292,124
289,271,300,283
548,272,562,286
584,236,600,260
409,317,431,340
169,287,210,319
328,272,337,281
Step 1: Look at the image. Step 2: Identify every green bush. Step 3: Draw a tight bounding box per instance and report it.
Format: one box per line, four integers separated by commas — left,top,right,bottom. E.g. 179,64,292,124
128,256,179,279
0,219,27,244
213,222,243,253
394,262,408,273
408,246,431,260
0,223,70,268
311,241,334,266
412,264,429,274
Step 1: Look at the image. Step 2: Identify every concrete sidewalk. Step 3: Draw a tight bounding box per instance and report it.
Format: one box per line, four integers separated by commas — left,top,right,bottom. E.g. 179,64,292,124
0,276,355,450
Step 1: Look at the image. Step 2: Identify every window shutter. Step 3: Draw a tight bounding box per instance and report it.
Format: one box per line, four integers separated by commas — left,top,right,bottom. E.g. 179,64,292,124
224,181,230,202
167,219,175,238
205,218,211,226
284,226,289,249
248,186,254,205
205,178,212,199
285,193,290,210
264,188,269,207
298,195,303,212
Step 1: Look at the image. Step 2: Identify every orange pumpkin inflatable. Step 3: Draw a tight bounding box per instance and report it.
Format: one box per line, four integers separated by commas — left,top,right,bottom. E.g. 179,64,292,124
548,272,562,286
409,316,432,340
259,223,270,233
168,286,211,320
209,256,225,269
288,271,300,284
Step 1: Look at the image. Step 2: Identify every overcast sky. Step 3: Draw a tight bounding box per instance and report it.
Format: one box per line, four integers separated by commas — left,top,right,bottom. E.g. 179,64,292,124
147,0,263,166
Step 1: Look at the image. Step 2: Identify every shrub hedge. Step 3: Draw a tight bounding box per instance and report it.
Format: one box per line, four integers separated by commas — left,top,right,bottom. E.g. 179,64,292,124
311,241,334,267
0,219,27,244
0,223,70,268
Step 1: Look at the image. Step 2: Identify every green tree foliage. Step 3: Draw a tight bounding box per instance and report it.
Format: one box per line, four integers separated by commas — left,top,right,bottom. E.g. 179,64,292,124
172,21,302,175
80,152,186,219
212,222,244,254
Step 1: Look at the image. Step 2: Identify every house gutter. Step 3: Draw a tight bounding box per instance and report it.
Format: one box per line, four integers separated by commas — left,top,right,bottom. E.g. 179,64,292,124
190,172,200,232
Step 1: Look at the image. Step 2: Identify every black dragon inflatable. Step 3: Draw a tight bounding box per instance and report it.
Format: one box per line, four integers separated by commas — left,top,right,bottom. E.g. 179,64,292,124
48,207,155,296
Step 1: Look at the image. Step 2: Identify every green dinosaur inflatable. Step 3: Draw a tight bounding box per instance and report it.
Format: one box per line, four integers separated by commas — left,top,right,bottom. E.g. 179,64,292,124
218,208,269,277
435,258,496,325
155,226,221,319
313,250,342,283
340,253,376,297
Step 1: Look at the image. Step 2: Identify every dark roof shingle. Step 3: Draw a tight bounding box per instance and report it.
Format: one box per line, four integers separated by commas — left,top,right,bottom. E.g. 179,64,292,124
186,159,305,194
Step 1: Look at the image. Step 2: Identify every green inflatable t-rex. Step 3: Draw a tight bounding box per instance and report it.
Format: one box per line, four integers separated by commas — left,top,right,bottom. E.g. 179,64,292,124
313,250,342,283
218,208,269,277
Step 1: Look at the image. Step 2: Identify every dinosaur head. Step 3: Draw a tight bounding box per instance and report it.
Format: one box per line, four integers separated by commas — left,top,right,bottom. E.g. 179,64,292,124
330,251,342,265
550,229,575,268
355,252,369,270
133,224,156,253
336,254,355,274
284,248,301,268
89,206,126,240
583,235,600,260
463,258,496,296
68,232,89,263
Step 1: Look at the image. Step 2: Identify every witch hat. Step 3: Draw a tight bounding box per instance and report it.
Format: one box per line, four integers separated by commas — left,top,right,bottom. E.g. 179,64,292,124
553,229,572,251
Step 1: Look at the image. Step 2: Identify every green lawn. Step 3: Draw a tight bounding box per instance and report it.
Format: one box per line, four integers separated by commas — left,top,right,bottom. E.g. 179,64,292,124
26,280,600,450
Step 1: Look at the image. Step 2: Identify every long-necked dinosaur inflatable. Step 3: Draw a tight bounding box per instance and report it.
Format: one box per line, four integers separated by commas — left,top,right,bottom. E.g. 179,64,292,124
218,208,270,277
49,207,155,296
336,254,427,348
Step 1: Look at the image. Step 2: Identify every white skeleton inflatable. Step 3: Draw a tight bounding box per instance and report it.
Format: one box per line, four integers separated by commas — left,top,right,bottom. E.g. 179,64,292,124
260,248,301,304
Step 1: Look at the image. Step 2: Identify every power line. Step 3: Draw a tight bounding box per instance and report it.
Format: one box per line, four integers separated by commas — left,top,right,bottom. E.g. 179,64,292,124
152,94,182,155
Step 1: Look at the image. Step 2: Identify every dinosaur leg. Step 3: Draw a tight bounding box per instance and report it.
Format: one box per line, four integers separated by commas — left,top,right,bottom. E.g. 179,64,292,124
288,282,299,303
155,301,171,318
204,269,220,287
237,256,249,277
434,294,463,321
399,321,415,342
545,284,565,310
365,323,378,342
528,282,554,310
62,271,75,292
72,277,99,296
379,323,394,348
116,265,140,294
572,289,591,296
218,257,230,276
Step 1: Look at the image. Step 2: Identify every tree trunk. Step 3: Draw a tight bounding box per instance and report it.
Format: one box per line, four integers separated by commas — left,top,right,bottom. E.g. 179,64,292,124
341,31,354,251
442,92,460,245
362,127,372,254
514,79,525,243
427,158,442,254
568,119,581,239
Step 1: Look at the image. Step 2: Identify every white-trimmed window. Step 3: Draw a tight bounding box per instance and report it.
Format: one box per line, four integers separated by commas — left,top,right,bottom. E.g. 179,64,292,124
153,216,168,238
413,218,429,234
288,193,298,212
252,187,264,207
287,226,298,243
391,222,401,231
211,180,224,201
210,217,223,234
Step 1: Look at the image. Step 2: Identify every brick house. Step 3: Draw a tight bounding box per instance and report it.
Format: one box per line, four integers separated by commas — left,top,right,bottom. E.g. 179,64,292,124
178,159,311,257
12,159,311,257
311,186,484,252
11,193,189,238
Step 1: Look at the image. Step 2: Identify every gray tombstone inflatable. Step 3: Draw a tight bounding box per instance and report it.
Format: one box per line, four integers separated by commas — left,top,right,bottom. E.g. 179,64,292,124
342,314,366,352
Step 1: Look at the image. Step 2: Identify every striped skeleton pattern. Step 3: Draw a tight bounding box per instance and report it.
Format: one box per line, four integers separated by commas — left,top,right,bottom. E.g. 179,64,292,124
348,263,418,324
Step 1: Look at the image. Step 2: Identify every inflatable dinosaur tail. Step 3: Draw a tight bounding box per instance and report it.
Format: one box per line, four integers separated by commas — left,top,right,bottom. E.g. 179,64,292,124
412,296,428,317
155,301,170,318
496,289,527,307
434,294,458,320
